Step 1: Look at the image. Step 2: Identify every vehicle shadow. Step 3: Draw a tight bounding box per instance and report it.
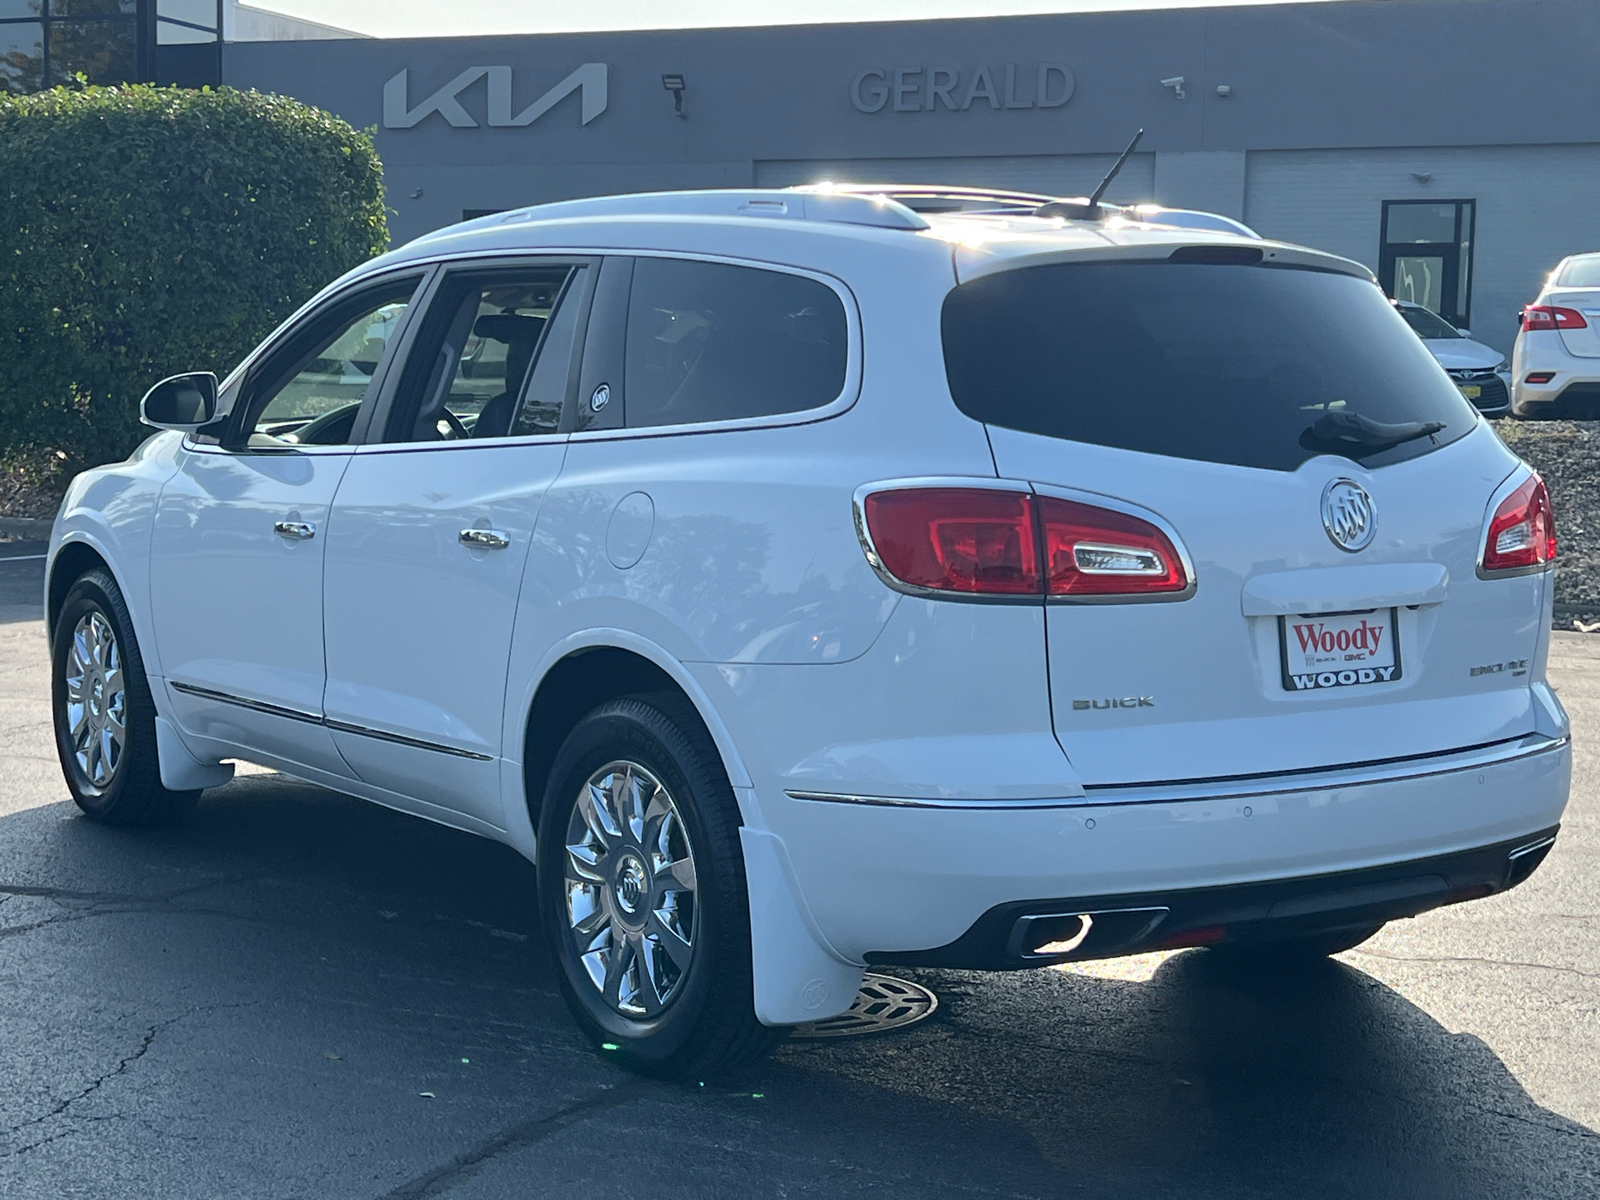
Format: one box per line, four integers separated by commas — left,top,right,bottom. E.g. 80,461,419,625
1,773,1596,1198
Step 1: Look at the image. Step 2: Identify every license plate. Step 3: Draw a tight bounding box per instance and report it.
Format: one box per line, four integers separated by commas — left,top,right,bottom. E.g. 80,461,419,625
1280,609,1401,691
1458,384,1482,399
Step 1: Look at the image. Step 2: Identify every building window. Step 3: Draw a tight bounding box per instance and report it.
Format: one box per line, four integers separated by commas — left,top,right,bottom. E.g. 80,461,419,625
1380,199,1476,328
155,0,216,46
0,0,150,93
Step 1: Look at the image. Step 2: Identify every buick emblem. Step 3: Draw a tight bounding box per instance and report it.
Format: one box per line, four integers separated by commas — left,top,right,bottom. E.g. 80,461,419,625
1321,479,1376,552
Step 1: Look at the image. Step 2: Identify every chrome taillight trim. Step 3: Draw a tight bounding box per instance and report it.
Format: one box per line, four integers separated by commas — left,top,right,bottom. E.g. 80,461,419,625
850,476,1198,605
850,476,1046,606
1476,465,1557,581
1031,482,1198,604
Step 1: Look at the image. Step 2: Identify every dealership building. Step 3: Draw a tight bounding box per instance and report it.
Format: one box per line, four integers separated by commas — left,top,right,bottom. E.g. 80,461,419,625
7,0,1600,353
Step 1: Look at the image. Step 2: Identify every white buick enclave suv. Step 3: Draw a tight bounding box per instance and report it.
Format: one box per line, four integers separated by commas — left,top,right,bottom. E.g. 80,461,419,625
45,187,1570,1077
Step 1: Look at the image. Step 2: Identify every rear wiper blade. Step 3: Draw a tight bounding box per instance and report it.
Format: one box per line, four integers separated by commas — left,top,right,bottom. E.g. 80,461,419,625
1300,411,1446,456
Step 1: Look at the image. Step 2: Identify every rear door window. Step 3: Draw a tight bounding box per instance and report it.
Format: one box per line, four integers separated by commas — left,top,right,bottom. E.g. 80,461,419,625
384,264,586,443
942,260,1478,472
622,257,848,429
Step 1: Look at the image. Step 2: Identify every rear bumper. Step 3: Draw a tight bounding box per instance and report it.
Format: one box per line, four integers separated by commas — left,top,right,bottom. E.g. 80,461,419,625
762,734,1571,964
870,826,1559,969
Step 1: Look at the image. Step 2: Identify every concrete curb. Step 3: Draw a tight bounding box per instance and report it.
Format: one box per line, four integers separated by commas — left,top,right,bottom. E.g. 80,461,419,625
0,517,52,540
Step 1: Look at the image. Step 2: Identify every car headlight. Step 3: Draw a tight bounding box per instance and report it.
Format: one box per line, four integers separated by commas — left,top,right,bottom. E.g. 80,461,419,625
1495,359,1509,372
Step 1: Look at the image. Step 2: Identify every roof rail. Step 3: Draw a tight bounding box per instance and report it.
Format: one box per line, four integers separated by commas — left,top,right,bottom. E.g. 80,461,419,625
788,182,1260,236
788,183,1052,215
428,189,930,239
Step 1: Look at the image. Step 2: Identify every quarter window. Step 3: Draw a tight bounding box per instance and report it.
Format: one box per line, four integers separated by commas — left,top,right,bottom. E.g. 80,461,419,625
623,257,848,429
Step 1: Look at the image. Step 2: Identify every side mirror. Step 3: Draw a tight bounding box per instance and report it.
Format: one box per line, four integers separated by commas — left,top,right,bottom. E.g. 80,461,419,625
140,372,218,432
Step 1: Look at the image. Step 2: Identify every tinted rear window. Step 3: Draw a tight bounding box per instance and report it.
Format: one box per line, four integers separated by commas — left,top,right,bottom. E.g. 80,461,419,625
942,261,1477,472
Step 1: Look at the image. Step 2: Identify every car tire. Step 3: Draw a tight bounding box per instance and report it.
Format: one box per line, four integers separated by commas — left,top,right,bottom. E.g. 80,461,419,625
537,695,784,1079
1206,923,1384,963
51,569,201,827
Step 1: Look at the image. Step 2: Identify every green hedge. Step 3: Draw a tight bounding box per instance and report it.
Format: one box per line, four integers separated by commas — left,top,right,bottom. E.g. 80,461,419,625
0,84,388,465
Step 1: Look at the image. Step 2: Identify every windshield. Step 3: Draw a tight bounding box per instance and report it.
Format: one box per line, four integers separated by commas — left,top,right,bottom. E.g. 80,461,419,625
942,260,1477,472
1557,255,1600,288
1398,305,1462,339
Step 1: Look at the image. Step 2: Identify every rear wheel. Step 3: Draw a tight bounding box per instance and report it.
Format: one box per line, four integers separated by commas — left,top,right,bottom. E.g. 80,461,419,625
536,696,783,1078
51,570,200,827
1207,923,1384,963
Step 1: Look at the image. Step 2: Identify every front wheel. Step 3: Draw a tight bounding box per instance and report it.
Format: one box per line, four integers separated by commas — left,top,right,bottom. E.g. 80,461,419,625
51,569,200,826
536,696,783,1078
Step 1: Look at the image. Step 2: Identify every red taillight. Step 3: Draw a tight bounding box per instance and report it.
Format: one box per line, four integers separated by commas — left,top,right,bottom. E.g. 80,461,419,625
862,488,1039,595
1038,495,1189,597
861,487,1189,599
1525,372,1557,385
1482,474,1556,575
1522,305,1588,331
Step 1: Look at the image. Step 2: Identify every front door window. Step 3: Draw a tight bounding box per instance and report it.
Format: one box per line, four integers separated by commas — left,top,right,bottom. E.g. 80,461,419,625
243,280,420,448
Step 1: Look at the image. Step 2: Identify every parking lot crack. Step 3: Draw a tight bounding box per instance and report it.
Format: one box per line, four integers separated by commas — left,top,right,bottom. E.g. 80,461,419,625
0,1003,252,1158
1,1017,174,1156
375,1082,651,1199
1353,948,1600,980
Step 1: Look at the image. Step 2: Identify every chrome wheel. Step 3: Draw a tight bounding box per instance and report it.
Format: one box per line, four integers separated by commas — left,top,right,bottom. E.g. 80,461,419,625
63,611,126,791
564,760,699,1019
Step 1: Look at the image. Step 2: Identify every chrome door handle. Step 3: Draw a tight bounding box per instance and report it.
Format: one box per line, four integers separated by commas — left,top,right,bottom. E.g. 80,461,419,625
273,520,316,540
459,528,510,550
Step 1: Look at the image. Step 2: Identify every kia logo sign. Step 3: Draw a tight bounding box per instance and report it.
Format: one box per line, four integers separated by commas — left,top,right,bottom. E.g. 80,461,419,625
383,63,608,129
1321,479,1377,552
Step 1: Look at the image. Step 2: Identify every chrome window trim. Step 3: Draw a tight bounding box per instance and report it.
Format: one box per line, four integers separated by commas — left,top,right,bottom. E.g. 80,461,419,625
785,733,1568,811
169,681,492,761
354,430,570,456
300,248,862,443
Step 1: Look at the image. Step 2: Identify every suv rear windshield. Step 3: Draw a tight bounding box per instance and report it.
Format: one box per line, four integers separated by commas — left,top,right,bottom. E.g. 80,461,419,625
942,260,1477,472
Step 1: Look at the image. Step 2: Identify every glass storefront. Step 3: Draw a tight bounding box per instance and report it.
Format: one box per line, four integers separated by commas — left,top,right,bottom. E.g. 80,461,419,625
0,0,169,93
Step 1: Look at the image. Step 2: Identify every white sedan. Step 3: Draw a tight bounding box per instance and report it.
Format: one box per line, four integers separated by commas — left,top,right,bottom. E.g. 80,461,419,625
1512,252,1600,419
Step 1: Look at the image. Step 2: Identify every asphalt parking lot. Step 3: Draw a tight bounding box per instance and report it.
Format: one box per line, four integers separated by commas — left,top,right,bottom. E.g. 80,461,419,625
1,541,1597,1198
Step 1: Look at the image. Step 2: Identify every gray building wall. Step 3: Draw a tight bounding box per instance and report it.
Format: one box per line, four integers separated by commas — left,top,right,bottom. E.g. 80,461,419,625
222,0,1600,354
1244,144,1600,351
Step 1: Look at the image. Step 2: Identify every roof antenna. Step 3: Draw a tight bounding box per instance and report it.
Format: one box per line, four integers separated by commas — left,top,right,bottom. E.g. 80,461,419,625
1035,128,1145,221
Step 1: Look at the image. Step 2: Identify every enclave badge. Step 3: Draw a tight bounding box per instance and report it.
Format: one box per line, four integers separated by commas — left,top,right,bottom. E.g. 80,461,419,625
1321,479,1376,552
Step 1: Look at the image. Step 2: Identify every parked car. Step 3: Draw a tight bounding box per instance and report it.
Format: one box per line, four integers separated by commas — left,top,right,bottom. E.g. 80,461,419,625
1395,301,1512,416
45,186,1569,1078
1512,251,1600,418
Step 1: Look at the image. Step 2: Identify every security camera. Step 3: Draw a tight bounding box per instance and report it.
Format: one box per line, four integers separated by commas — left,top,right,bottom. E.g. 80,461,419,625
1161,76,1186,98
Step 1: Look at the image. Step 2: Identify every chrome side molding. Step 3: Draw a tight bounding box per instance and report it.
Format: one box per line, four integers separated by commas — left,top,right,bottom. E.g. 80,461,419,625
169,681,492,761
